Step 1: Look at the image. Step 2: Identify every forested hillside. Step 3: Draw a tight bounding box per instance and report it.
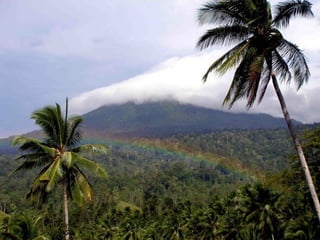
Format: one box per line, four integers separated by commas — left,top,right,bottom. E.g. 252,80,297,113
1,129,269,211
82,101,298,137
1,124,320,239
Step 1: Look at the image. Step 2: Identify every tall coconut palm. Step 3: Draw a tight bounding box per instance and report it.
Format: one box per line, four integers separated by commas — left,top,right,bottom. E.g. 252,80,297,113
196,0,320,221
11,99,108,240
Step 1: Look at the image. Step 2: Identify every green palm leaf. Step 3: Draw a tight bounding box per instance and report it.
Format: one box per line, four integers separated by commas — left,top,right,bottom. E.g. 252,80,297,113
70,167,94,206
12,136,55,157
39,158,63,192
71,153,108,179
31,105,64,146
65,116,82,147
62,152,74,168
9,158,47,176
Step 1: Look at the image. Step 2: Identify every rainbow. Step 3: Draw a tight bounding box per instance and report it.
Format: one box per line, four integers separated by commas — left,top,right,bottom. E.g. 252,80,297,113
84,136,262,181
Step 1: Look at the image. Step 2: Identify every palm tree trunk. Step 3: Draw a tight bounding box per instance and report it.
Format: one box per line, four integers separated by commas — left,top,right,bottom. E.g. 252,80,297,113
63,181,70,240
272,74,320,223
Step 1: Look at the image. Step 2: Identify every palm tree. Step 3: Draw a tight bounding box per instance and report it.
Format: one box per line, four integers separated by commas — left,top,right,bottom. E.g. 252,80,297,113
240,184,280,239
11,99,108,240
187,208,222,240
0,214,49,240
196,0,320,221
1,214,50,240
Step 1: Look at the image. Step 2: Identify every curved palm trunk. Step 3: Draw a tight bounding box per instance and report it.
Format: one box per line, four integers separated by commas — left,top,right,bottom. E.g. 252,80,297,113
272,75,320,222
63,182,70,240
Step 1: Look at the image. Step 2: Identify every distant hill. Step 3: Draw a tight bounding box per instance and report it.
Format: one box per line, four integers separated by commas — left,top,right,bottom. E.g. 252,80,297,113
0,100,305,154
82,101,300,138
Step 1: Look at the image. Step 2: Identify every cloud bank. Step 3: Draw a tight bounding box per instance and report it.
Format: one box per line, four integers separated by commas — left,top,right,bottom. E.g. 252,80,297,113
70,51,320,124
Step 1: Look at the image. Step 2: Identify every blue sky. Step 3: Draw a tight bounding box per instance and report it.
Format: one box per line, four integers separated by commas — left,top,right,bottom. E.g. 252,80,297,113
1,0,320,138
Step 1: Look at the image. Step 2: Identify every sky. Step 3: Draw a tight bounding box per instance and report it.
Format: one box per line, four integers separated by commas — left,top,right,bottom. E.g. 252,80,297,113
0,0,319,138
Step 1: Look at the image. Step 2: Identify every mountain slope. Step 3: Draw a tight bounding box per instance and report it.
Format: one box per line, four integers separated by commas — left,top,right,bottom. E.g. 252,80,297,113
82,101,298,137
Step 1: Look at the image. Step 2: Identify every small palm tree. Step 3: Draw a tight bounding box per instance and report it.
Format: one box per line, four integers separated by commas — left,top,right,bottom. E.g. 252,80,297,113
196,0,320,221
240,184,280,239
2,214,49,240
11,99,108,240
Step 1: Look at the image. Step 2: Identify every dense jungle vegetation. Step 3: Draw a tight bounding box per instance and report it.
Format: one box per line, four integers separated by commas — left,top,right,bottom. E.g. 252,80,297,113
1,125,320,239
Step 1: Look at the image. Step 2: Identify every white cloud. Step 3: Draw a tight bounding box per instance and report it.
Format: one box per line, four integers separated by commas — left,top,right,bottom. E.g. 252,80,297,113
70,51,320,124
69,54,214,113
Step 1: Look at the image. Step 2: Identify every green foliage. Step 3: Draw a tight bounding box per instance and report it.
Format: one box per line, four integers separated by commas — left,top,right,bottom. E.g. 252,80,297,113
0,213,49,240
1,125,320,238
11,102,108,205
9,100,109,239
168,128,293,172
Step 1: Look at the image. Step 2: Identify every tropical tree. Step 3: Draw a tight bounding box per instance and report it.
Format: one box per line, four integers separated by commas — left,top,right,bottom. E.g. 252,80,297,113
11,99,108,240
187,208,222,240
196,0,320,221
239,184,281,239
0,214,49,240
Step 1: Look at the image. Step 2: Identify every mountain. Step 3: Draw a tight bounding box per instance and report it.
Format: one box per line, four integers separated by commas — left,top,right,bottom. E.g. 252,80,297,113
0,100,303,154
82,101,300,138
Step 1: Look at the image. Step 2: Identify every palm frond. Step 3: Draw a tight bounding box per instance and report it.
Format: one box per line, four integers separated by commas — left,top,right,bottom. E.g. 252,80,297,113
223,60,249,107
31,103,67,147
223,46,258,107
26,182,49,204
9,156,50,176
31,110,55,139
70,167,94,206
246,54,265,107
38,158,63,192
72,153,108,180
273,0,313,28
65,116,82,147
11,136,55,157
271,49,292,82
54,103,63,146
13,153,51,168
197,26,250,50
26,165,52,203
63,98,69,146
277,39,310,88
258,57,272,103
202,40,249,82
198,0,247,26
62,152,74,168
